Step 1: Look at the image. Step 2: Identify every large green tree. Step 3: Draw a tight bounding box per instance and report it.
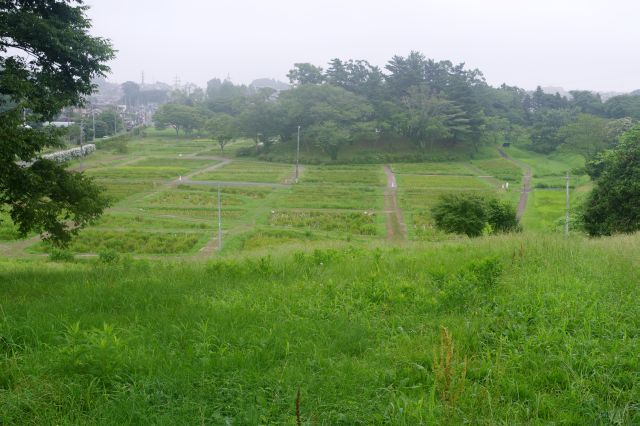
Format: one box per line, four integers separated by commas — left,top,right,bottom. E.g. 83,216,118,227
402,85,471,151
205,113,237,152
557,113,610,158
583,127,640,236
153,103,205,136
0,0,114,245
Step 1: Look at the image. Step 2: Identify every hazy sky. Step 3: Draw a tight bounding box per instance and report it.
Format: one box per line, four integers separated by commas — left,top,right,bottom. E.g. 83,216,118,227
84,0,640,92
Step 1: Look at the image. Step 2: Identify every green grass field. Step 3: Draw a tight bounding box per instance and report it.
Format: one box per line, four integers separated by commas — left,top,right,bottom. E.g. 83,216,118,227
0,133,587,258
1,234,639,424
2,133,636,423
191,161,293,183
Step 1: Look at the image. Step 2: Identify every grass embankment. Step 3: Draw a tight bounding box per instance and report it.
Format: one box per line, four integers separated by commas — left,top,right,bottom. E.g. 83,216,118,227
1,233,639,424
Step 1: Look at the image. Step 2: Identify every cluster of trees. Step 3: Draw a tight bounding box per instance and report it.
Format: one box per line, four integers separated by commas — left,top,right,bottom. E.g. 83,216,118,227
154,53,640,161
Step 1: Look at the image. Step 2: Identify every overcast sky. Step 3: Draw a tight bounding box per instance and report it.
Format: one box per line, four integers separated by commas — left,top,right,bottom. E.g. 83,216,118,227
84,0,640,92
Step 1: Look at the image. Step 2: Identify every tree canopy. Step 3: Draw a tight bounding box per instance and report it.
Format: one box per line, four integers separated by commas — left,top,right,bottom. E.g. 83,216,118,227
582,127,640,236
0,0,114,245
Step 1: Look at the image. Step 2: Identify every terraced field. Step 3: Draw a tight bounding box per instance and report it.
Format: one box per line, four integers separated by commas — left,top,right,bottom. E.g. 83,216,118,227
0,131,583,257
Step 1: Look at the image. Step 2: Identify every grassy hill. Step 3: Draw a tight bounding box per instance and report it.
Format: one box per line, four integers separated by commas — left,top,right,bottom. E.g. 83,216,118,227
1,233,639,424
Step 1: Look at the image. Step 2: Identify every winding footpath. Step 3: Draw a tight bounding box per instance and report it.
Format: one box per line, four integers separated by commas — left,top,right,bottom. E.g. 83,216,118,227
383,165,407,241
498,148,532,220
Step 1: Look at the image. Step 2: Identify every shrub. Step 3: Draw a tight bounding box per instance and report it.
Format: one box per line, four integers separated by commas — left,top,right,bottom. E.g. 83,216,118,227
49,248,74,262
431,193,518,237
486,198,519,233
98,249,120,264
431,193,487,237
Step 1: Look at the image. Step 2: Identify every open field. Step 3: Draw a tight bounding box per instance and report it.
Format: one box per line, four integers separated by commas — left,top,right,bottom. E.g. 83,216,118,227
1,234,639,424
0,133,587,257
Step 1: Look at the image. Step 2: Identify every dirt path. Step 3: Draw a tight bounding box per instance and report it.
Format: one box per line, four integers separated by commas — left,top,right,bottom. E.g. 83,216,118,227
498,148,532,220
383,165,407,241
0,235,43,258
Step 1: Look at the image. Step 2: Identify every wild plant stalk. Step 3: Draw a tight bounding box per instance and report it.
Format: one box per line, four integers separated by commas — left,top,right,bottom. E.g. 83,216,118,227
296,388,301,426
433,327,467,409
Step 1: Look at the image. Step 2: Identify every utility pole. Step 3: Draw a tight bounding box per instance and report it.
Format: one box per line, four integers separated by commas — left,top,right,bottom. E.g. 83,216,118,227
295,125,300,183
91,104,96,141
565,171,570,236
79,119,84,171
121,107,127,133
217,184,222,251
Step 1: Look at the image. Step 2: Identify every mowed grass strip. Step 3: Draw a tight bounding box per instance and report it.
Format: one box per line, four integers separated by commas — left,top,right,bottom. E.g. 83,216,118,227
1,235,639,423
191,161,293,183
521,189,580,231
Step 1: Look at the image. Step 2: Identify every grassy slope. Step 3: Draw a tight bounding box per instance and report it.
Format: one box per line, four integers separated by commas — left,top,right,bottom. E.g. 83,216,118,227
1,234,639,424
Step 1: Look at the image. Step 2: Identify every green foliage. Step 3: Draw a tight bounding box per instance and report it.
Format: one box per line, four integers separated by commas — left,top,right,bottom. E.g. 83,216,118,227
49,247,75,262
486,198,519,233
432,193,487,237
432,193,518,237
2,236,640,423
557,113,610,158
205,113,237,151
98,249,120,264
0,0,113,246
96,134,129,153
529,109,575,153
401,85,471,151
583,126,640,236
269,210,377,235
306,120,352,160
153,103,206,136
286,63,325,86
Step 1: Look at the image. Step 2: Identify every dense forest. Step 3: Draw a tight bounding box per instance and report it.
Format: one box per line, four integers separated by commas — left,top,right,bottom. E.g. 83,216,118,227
138,51,640,161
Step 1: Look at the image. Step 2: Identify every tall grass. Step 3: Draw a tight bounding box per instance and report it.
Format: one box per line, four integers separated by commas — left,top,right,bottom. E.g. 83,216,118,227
1,233,639,423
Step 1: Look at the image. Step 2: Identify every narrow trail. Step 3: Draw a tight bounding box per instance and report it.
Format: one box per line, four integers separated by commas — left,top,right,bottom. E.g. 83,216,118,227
383,165,407,241
0,235,43,258
498,148,532,220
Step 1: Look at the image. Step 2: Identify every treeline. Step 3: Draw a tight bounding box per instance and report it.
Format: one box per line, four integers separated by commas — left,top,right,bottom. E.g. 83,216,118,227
152,51,640,160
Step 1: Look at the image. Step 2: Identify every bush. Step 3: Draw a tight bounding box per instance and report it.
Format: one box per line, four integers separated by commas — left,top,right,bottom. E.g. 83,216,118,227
49,248,74,262
486,198,519,233
431,193,518,237
432,193,488,237
98,249,120,264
